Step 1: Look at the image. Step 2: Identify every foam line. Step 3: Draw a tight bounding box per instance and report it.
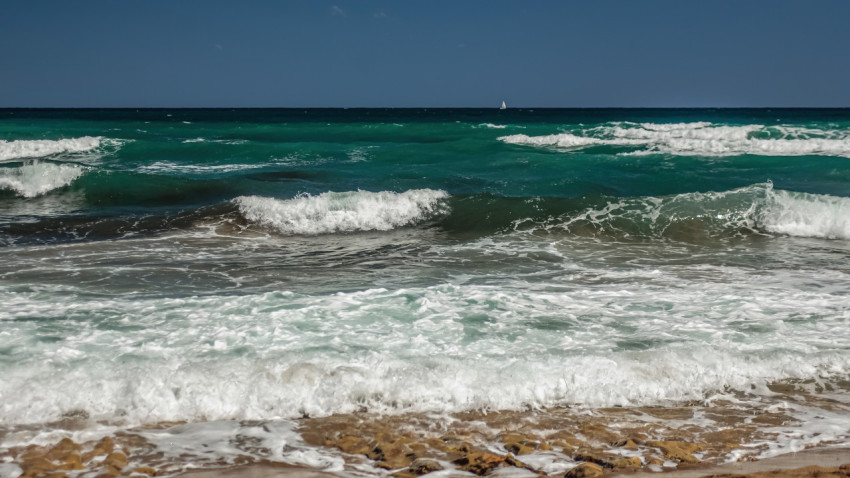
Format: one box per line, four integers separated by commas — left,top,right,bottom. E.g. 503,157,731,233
0,137,103,161
500,122,850,157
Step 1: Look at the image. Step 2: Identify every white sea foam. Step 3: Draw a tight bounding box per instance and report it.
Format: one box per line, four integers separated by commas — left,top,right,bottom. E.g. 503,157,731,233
0,161,86,198
137,160,266,175
759,186,850,240
499,132,602,148
500,122,850,157
179,138,247,144
234,189,449,235
479,123,508,129
0,269,848,428
0,137,103,161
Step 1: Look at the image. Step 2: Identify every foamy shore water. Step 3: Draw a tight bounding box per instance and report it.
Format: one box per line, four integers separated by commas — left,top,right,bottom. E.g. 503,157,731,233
174,447,850,478
3,378,850,478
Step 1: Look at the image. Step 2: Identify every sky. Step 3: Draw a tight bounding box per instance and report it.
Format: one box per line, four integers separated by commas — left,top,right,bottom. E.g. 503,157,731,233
2,0,850,108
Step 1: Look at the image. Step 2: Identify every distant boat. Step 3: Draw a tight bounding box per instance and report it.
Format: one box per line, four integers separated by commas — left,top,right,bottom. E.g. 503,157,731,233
500,101,507,110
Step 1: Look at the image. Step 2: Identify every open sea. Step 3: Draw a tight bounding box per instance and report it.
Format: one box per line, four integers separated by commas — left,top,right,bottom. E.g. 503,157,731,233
1,108,849,476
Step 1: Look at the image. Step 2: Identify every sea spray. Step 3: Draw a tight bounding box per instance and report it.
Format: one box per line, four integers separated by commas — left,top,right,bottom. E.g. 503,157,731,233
0,137,103,161
234,189,449,234
759,185,850,239
0,161,86,197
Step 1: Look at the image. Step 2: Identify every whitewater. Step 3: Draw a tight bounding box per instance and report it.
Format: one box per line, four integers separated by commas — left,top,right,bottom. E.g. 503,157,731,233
1,108,849,477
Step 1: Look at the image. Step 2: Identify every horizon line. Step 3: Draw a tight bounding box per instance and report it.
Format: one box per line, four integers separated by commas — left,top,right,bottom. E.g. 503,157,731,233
3,106,850,110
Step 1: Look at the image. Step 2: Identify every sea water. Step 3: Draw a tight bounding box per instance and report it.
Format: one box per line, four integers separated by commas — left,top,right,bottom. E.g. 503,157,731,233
1,109,849,475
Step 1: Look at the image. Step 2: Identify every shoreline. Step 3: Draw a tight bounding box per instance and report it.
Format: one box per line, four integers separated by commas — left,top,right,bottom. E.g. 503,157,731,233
4,379,850,478
616,447,850,477
171,447,850,478
5,398,849,478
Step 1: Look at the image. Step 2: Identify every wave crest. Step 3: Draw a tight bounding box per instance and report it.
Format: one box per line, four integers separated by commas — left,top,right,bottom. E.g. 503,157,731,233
234,189,449,235
760,187,850,240
0,161,86,198
513,183,850,241
0,137,104,162
500,122,850,157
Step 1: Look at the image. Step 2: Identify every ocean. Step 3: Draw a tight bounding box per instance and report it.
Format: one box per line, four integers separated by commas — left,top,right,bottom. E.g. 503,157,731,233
1,108,849,476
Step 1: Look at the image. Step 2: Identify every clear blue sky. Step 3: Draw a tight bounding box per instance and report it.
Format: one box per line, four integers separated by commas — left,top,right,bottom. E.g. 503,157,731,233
3,1,849,107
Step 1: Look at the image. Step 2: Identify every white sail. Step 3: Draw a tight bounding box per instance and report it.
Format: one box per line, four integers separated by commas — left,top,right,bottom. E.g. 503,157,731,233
500,101,506,110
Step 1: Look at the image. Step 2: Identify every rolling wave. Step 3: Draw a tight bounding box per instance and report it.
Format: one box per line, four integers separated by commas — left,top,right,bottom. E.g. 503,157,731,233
234,189,449,235
515,183,850,241
440,183,850,242
500,122,850,157
0,136,104,161
0,161,86,198
5,183,848,242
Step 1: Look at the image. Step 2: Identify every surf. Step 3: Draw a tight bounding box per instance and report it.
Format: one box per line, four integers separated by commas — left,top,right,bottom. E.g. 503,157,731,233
500,121,850,157
0,161,87,198
234,189,449,235
0,136,104,161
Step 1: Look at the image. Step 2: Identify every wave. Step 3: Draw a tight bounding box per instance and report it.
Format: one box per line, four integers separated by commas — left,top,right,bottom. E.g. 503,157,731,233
2,282,849,425
438,183,850,242
500,132,601,148
0,161,86,198
500,122,850,157
526,183,850,241
234,189,449,235
0,136,105,161
136,160,267,175
7,184,848,243
760,187,850,240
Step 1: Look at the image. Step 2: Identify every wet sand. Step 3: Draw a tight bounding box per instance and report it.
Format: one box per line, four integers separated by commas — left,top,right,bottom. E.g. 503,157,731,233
172,448,850,478
621,447,850,477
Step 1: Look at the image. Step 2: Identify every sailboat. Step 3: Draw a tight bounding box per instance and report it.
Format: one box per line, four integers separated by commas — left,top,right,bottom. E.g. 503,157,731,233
500,101,507,110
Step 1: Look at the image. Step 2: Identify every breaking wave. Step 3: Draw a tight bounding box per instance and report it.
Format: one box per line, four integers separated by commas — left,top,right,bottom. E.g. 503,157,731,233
0,136,105,161
500,122,850,157
234,189,449,235
2,282,849,425
0,161,86,198
760,187,850,239
541,182,850,241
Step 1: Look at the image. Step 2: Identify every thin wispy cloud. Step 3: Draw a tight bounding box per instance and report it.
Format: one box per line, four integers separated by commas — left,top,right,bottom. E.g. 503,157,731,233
330,5,346,17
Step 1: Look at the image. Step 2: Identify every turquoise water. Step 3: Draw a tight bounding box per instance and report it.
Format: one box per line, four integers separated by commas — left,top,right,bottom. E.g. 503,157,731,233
1,109,850,470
